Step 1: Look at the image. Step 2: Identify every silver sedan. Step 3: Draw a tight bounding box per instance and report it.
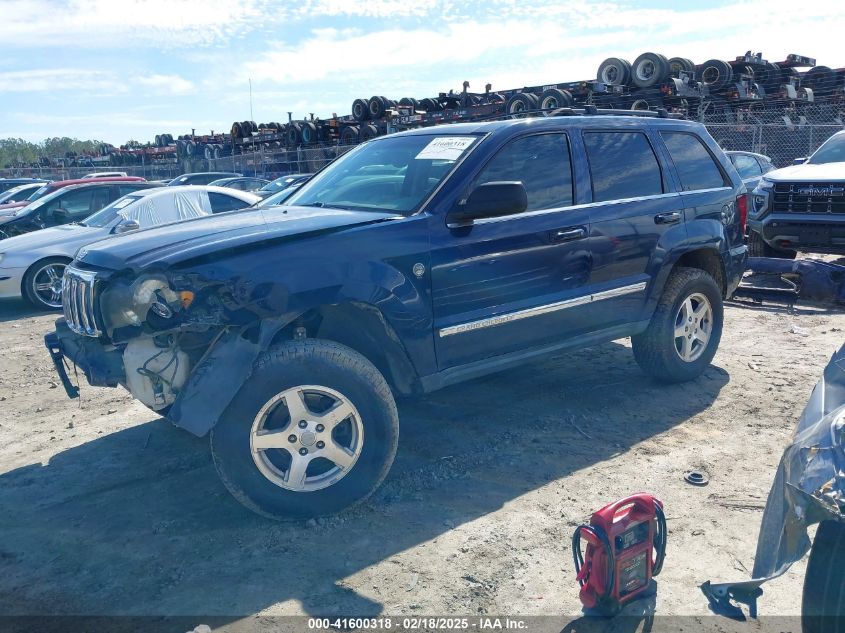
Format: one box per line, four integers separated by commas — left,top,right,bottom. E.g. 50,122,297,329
0,185,259,309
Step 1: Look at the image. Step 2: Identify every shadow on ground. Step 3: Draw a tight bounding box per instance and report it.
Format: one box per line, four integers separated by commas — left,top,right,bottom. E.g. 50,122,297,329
0,341,729,619
0,298,52,323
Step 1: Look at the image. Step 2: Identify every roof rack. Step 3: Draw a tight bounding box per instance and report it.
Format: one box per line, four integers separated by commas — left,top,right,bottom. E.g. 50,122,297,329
475,106,685,123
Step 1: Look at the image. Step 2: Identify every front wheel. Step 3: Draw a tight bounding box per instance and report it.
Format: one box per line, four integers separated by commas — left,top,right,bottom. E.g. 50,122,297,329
632,267,724,383
802,520,845,633
211,339,399,520
22,257,70,310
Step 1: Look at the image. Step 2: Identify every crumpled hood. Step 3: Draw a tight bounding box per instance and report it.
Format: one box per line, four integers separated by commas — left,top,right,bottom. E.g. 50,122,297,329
766,161,845,182
0,224,107,257
75,205,400,272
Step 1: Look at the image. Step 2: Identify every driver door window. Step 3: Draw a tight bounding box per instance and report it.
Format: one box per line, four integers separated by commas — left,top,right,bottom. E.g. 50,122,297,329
474,133,574,211
44,189,97,224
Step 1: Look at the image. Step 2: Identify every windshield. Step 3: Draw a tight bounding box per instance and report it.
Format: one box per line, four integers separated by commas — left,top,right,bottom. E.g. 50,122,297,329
808,133,845,165
286,134,479,214
255,184,305,208
26,184,52,201
261,175,310,193
0,185,35,204
82,194,144,227
14,186,66,215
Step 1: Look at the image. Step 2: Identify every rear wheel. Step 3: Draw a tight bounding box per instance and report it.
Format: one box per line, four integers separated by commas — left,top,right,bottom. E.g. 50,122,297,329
803,520,845,633
211,340,399,520
23,257,70,311
632,267,723,383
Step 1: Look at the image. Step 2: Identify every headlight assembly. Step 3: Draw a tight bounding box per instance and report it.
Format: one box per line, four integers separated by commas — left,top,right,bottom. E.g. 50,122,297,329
749,179,774,219
101,275,181,334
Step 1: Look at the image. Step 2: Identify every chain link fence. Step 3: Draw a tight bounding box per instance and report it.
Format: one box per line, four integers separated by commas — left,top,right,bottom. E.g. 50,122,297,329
2,123,842,181
705,122,844,167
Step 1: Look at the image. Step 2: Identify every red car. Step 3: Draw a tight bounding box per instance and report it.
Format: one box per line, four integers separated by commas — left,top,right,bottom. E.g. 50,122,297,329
0,176,146,216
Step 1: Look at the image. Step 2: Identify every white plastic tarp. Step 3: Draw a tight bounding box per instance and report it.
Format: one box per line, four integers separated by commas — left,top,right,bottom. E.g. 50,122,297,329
118,190,211,228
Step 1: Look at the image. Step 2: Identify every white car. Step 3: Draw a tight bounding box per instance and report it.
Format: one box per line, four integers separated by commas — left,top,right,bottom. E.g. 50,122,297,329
0,185,260,309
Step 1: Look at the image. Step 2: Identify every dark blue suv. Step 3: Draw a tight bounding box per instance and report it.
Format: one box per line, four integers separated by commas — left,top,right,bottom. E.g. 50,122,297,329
46,112,747,519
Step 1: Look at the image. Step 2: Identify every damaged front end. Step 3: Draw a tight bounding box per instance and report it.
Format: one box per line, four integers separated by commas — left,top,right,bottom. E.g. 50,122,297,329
46,264,295,437
702,342,845,618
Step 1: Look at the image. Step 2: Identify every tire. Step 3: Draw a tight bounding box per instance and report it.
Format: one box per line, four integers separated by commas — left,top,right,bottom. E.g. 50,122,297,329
802,66,836,95
210,339,399,520
286,123,301,146
630,92,661,111
418,97,440,112
597,57,631,86
668,57,695,78
698,59,734,91
748,230,797,259
22,257,71,311
538,88,574,114
631,52,669,88
368,96,388,119
802,520,845,633
505,92,539,118
632,267,723,383
300,121,317,145
340,125,359,145
358,124,378,141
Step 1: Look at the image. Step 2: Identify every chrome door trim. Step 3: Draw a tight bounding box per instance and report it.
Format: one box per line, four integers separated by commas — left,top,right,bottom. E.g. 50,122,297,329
678,186,732,195
438,281,647,337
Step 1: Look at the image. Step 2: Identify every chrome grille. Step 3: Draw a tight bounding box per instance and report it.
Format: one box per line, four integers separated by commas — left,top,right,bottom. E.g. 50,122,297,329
772,182,845,214
62,266,101,337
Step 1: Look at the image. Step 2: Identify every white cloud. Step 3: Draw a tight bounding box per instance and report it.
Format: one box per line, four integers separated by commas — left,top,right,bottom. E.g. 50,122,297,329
137,74,195,96
241,0,845,101
0,68,195,97
0,0,271,48
0,68,124,94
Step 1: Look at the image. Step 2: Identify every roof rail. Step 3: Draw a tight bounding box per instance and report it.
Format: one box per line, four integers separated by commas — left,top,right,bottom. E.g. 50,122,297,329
474,107,685,123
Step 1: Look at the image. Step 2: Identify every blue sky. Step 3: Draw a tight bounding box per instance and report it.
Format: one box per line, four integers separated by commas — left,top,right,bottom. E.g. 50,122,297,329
1,0,843,145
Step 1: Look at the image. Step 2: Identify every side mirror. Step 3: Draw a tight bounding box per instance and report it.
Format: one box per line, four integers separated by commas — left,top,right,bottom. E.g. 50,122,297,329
446,181,528,227
113,219,140,234
793,157,807,165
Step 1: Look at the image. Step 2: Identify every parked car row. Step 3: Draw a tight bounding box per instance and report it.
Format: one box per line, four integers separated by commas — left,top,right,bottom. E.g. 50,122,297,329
0,167,313,310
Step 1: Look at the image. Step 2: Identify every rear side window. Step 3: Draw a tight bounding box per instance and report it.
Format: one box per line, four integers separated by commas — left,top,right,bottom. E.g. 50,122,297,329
583,131,663,202
661,132,727,191
209,192,248,213
475,133,573,212
732,154,762,179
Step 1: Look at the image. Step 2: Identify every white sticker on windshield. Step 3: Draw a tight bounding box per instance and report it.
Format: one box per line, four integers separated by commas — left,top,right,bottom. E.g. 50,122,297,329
415,137,475,161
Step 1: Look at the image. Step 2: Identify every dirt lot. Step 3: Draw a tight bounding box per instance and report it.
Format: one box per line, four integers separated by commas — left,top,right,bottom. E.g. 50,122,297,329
0,292,842,622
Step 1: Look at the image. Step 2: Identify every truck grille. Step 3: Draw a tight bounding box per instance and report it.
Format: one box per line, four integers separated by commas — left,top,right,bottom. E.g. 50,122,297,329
772,182,845,214
63,266,102,337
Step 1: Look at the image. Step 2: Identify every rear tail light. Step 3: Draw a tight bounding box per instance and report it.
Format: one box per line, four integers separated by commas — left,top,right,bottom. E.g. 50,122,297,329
736,193,748,234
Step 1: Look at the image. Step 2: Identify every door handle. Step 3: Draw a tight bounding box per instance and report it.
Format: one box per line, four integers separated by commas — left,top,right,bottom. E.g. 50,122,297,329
654,212,682,225
550,227,586,242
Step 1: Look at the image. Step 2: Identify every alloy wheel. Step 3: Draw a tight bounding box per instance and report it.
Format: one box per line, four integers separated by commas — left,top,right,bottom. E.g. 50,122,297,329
249,385,363,492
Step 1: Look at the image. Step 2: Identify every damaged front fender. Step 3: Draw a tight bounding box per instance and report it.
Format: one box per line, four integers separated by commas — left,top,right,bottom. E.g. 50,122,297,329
702,342,845,617
167,315,293,436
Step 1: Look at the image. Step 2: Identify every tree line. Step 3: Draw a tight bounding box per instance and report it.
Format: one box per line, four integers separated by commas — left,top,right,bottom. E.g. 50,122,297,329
0,137,108,167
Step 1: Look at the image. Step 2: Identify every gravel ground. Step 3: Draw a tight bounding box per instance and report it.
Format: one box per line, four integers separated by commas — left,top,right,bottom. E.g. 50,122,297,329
0,291,842,623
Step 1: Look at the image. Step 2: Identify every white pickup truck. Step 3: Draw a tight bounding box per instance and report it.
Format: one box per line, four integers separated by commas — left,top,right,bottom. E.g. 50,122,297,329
747,129,845,258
